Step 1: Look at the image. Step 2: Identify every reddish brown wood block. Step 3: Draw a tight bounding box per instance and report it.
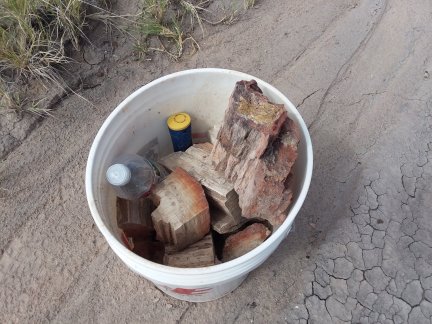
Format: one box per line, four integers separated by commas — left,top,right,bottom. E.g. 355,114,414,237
151,167,210,251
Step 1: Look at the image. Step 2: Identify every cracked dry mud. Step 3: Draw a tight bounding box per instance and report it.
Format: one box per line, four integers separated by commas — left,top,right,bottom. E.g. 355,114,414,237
1,0,432,323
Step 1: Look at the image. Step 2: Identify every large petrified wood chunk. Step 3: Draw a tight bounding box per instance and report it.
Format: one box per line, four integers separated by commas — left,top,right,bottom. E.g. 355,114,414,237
211,80,300,227
150,167,210,250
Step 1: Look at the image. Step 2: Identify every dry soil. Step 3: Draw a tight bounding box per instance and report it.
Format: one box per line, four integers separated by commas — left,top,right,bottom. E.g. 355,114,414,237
1,0,432,323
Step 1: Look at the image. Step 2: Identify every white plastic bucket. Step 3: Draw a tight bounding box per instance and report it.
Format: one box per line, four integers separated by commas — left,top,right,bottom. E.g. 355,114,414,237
85,68,313,302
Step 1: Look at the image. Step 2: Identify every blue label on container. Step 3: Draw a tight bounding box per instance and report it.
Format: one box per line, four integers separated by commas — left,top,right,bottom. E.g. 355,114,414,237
169,125,192,152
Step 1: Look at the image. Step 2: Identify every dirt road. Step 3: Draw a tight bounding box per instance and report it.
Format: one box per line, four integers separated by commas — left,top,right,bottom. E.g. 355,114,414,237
1,0,432,322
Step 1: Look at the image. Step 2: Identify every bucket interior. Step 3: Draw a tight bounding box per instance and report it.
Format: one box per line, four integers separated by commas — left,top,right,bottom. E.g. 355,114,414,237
88,70,309,251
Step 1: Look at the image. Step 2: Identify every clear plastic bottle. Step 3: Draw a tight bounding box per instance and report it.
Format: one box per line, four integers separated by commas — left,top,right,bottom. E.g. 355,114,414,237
106,154,167,200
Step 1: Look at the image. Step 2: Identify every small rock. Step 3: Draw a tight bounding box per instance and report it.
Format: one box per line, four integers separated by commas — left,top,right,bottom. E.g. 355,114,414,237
83,45,105,65
222,223,270,262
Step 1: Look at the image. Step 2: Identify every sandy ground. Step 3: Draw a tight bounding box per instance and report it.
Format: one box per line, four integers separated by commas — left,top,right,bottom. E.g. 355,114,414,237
1,0,432,322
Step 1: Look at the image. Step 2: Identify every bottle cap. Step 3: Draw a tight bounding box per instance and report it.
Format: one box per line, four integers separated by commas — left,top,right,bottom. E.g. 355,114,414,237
106,164,131,186
167,113,191,131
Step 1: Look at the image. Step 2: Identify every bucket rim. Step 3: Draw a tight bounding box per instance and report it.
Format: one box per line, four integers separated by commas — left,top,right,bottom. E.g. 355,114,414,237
85,68,313,275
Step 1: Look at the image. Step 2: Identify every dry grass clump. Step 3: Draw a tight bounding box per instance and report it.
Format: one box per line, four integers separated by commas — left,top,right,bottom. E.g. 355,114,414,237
133,0,256,59
0,0,102,113
0,0,88,81
133,0,210,60
0,0,253,114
